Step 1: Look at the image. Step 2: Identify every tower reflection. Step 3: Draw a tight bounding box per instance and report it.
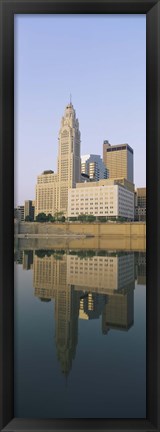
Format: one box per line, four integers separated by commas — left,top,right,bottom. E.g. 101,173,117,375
27,249,137,376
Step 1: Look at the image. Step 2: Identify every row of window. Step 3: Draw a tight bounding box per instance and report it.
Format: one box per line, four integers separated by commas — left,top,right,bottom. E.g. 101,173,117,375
70,211,115,215
70,206,114,210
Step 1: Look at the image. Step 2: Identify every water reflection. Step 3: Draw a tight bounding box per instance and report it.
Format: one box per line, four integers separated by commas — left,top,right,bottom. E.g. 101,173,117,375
14,248,146,378
135,252,146,285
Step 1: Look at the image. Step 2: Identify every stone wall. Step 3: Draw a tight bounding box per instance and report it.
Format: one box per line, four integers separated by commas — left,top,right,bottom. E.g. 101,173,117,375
15,221,146,237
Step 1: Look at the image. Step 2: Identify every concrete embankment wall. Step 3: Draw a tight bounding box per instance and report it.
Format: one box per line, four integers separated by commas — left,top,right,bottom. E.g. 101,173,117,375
15,221,146,237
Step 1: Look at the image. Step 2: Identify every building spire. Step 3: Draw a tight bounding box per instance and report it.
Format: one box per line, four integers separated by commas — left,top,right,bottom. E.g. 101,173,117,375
70,93,72,105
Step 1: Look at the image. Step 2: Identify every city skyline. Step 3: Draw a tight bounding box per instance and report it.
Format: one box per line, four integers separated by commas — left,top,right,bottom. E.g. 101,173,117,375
14,14,146,206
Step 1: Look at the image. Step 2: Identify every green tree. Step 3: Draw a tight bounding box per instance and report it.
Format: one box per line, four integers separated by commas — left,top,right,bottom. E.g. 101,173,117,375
77,250,95,259
47,213,55,222
78,214,88,222
25,215,33,222
86,215,96,222
97,216,107,222
61,216,65,222
36,212,47,222
54,211,64,221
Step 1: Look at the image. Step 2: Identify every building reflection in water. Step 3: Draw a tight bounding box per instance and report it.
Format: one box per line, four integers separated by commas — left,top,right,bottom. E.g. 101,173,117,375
14,249,145,376
135,252,146,285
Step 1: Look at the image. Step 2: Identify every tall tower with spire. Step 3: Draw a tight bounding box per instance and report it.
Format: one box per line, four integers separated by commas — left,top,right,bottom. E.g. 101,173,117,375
35,101,81,217
57,102,81,214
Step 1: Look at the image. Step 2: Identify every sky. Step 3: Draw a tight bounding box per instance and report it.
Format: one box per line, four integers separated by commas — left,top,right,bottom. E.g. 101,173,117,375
14,14,146,206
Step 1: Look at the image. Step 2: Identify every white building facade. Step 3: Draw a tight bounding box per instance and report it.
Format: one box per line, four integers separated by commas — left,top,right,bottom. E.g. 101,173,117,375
68,182,134,220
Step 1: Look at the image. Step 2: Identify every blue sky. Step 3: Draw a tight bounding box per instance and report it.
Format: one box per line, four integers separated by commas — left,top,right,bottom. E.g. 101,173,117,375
14,14,146,206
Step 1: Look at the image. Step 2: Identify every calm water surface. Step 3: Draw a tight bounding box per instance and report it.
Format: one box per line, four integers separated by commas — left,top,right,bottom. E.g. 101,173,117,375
14,242,146,418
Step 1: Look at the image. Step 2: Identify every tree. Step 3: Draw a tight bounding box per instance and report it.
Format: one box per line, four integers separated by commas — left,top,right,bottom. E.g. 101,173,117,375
77,250,95,259
36,212,47,222
35,250,47,258
78,214,87,222
54,211,64,221
86,215,96,222
118,217,126,222
47,213,55,222
25,215,33,222
35,250,54,258
97,216,107,222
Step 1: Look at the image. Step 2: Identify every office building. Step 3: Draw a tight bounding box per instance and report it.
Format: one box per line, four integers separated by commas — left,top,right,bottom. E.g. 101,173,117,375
81,154,108,181
14,205,24,221
81,172,90,182
111,177,134,192
135,187,146,221
68,179,134,220
103,140,134,183
35,170,58,217
24,200,35,221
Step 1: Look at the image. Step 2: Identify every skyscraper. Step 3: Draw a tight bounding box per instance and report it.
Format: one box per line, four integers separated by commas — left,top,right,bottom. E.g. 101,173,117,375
134,187,146,221
81,154,108,181
57,102,81,214
24,200,35,221
35,102,81,217
103,140,134,183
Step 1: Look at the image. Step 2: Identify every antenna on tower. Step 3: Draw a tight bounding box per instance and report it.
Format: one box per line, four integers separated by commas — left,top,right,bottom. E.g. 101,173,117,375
70,93,72,105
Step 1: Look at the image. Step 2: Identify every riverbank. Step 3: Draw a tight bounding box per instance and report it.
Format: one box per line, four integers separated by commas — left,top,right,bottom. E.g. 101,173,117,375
14,221,146,238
